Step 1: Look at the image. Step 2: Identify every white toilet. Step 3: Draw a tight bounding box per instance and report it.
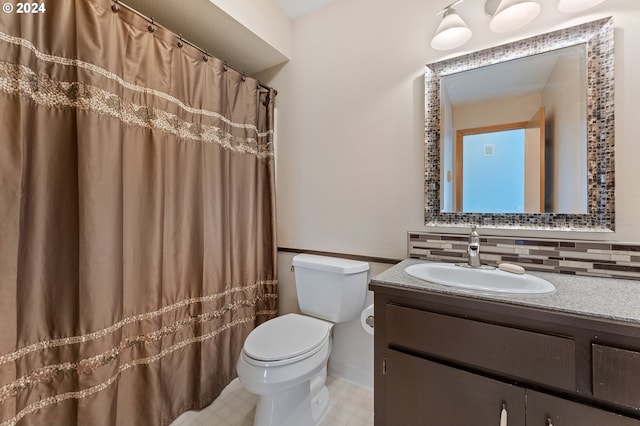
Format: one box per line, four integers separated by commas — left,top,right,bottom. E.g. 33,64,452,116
236,254,370,426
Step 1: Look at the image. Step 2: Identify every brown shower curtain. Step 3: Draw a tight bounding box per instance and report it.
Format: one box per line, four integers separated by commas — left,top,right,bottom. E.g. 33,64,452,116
0,1,277,425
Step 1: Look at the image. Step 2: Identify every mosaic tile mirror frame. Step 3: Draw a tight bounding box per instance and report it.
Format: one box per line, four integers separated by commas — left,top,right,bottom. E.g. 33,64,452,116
424,18,614,231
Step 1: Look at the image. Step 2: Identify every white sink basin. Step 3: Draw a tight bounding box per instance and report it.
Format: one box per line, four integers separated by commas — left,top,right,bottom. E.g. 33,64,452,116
404,262,556,294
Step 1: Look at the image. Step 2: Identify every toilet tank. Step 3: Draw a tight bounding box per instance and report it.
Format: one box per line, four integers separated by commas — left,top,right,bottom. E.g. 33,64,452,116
292,254,369,323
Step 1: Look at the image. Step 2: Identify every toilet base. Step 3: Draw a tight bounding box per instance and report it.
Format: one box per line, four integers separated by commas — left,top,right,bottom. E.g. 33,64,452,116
253,381,313,426
311,385,330,424
251,369,329,426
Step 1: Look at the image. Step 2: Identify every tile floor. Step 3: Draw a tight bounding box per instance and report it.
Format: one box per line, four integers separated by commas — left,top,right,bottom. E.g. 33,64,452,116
170,375,374,426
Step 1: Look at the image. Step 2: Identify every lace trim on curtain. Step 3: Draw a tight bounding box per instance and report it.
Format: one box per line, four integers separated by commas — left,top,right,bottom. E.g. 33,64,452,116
0,280,277,366
0,295,278,404
0,31,274,159
0,310,280,426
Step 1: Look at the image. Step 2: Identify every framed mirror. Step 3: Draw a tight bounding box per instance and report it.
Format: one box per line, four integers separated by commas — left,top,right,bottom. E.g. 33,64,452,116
424,17,614,231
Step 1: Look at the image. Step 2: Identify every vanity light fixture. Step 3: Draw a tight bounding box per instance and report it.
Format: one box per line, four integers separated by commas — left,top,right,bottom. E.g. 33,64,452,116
430,0,608,51
430,1,473,51
485,0,541,33
558,0,606,13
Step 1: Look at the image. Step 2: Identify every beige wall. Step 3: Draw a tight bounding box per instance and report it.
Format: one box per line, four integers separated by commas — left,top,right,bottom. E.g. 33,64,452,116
257,0,640,260
453,92,542,131
542,53,588,213
211,0,292,59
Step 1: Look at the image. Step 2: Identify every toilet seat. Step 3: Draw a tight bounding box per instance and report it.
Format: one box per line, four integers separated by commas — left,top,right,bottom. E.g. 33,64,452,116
243,314,332,367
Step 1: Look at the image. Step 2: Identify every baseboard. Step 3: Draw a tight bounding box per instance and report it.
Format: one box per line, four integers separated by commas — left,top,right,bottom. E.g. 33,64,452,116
327,360,373,391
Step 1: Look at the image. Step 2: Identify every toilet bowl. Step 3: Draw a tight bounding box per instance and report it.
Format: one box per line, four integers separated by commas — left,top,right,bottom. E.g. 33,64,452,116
236,254,370,426
236,314,333,426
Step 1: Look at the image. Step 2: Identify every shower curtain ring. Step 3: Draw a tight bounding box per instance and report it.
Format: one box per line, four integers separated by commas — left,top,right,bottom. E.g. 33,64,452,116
203,49,209,62
177,34,184,48
111,0,119,13
148,18,155,33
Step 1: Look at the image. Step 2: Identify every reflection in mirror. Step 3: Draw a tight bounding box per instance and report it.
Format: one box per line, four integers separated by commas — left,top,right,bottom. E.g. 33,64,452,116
425,18,614,231
442,46,587,214
456,113,546,213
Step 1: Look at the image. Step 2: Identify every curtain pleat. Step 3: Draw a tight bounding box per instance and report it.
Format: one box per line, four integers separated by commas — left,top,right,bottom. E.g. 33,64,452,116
0,1,278,425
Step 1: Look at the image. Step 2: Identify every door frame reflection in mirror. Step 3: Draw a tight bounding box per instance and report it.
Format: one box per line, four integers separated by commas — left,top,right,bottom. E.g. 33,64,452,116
424,17,614,231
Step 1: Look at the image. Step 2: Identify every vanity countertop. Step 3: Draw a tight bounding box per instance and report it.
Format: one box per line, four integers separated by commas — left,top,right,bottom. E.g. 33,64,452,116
370,258,640,325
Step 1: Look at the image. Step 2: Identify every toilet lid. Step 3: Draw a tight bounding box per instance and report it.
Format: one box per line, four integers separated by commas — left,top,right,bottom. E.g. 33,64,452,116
243,314,332,362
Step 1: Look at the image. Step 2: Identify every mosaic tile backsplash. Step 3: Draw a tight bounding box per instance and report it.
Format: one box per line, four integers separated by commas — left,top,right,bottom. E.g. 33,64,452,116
409,232,640,281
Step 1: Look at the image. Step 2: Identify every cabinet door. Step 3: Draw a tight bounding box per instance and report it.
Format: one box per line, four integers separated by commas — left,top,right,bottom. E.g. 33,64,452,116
526,390,640,426
386,304,576,390
383,349,526,426
593,344,640,409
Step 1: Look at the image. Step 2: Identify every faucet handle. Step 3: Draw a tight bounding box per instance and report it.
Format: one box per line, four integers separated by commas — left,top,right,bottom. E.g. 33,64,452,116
468,225,480,248
467,225,481,267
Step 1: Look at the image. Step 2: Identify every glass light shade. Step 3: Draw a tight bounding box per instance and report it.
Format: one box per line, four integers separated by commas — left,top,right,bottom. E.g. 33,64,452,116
431,9,472,51
558,0,606,13
489,0,540,33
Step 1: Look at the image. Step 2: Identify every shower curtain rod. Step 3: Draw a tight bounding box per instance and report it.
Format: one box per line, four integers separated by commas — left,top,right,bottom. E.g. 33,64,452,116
112,0,277,94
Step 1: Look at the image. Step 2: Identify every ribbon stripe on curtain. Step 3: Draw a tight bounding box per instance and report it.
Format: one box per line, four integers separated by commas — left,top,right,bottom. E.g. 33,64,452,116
0,1,277,425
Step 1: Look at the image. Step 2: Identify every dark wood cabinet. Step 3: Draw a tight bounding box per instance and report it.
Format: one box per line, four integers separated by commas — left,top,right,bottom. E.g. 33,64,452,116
527,390,640,426
371,282,640,426
386,304,576,390
385,349,526,426
592,344,640,409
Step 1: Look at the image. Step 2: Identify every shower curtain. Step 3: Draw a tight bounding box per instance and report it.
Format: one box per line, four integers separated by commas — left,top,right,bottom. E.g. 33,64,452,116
0,0,277,425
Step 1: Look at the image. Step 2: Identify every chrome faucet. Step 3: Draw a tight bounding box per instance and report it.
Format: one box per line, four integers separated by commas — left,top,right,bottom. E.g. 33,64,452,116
467,225,481,267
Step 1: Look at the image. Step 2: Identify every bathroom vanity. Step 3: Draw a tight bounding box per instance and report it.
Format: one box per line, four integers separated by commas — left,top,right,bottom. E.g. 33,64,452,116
370,259,640,425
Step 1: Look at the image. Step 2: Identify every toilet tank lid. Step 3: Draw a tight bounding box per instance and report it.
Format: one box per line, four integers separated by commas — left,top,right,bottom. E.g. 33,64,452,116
292,254,369,274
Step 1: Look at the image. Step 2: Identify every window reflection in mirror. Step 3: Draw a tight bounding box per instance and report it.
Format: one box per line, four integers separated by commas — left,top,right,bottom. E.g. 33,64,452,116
440,44,588,215
457,116,544,213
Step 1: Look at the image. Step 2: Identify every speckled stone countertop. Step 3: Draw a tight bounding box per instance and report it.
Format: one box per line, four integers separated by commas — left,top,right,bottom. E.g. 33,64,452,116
370,258,640,325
